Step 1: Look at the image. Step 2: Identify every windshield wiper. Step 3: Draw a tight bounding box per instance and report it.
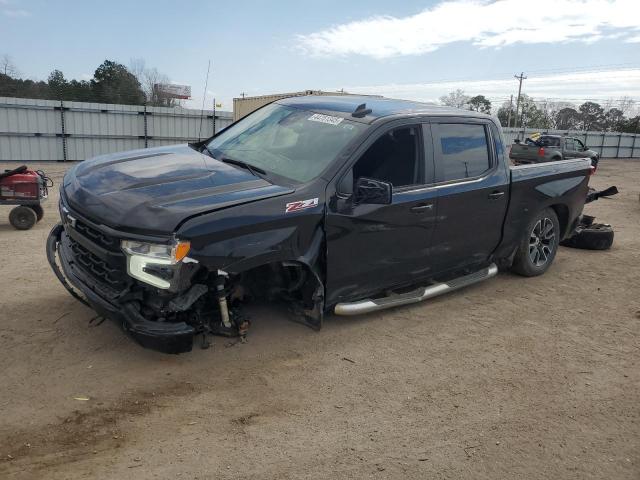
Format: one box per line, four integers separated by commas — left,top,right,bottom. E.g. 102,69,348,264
200,144,267,178
219,156,266,178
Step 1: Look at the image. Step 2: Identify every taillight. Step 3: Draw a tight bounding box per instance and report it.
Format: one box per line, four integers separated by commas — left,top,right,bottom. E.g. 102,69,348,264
537,147,545,157
589,165,596,176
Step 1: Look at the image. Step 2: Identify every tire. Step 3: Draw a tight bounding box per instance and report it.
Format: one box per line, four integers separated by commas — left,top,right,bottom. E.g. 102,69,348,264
30,204,44,222
511,208,560,277
551,156,561,162
560,223,613,250
9,205,37,230
579,214,595,227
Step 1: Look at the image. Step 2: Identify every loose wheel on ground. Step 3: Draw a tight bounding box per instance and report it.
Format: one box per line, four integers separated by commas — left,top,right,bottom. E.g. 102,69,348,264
9,205,37,230
560,223,614,250
512,208,560,277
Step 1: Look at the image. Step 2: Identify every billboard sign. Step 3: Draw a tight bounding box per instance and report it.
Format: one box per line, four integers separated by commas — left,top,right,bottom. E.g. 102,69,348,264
154,83,192,99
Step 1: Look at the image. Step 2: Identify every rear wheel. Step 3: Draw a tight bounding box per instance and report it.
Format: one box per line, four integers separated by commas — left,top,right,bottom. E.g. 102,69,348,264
9,205,37,230
30,204,44,222
512,208,560,277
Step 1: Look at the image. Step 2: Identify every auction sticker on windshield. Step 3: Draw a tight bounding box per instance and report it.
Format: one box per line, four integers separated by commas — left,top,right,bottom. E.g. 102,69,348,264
285,198,319,213
308,113,344,126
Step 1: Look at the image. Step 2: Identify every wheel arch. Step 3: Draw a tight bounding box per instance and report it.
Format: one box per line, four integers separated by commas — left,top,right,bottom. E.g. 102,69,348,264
549,203,570,238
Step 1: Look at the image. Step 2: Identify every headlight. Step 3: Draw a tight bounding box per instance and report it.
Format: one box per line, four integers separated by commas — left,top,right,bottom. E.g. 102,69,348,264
121,240,190,264
121,239,191,289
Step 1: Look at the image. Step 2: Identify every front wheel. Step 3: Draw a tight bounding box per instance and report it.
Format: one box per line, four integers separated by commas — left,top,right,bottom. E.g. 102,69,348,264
512,208,560,277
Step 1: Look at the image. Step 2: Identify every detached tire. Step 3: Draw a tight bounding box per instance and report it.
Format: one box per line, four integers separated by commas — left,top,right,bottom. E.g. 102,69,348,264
561,223,614,250
9,205,37,230
512,208,560,277
31,204,44,222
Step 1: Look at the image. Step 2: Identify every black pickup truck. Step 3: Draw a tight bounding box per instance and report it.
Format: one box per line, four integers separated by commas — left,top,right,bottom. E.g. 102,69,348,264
47,96,593,353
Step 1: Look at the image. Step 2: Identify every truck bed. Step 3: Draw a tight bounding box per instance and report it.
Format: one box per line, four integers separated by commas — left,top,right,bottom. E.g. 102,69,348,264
509,143,545,163
493,157,593,260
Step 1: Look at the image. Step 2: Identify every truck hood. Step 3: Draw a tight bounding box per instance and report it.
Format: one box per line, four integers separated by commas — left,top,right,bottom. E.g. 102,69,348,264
62,144,294,234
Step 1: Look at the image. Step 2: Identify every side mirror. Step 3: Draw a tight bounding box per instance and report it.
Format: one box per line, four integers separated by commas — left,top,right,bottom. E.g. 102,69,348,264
355,177,392,205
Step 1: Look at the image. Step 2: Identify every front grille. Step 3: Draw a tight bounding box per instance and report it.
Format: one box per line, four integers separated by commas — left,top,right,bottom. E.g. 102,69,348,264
67,234,128,290
74,219,119,252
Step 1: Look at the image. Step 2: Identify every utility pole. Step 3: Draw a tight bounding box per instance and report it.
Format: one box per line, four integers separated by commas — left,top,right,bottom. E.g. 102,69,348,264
507,94,513,129
514,72,527,128
213,98,217,136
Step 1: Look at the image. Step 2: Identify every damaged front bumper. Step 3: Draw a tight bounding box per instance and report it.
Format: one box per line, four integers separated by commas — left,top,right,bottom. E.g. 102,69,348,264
47,223,196,354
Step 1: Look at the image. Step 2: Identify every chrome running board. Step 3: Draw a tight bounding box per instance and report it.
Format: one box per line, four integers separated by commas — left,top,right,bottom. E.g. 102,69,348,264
334,263,498,316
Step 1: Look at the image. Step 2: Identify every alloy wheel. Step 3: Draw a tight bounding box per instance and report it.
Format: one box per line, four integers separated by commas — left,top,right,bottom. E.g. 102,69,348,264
529,217,555,267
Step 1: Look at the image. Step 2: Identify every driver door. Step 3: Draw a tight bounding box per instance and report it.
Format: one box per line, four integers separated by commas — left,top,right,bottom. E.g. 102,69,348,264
325,123,438,306
564,137,580,158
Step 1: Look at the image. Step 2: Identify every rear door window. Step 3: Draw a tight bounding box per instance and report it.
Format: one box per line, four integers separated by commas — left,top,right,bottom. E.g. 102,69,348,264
433,123,492,182
539,136,560,147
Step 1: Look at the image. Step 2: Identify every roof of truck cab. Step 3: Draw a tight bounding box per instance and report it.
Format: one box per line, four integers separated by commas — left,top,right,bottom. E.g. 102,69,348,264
276,95,493,123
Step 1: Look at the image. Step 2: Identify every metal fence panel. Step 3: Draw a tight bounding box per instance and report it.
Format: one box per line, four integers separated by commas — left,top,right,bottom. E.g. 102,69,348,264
1,97,636,161
0,96,233,161
503,128,639,158
65,137,145,161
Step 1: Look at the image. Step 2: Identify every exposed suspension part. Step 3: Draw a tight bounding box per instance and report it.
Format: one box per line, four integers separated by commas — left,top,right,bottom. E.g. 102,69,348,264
215,270,232,328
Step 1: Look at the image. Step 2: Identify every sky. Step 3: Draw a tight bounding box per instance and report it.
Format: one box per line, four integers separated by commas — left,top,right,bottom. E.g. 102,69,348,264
2,0,640,113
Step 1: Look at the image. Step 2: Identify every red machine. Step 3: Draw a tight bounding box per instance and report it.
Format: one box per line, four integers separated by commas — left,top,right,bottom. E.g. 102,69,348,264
0,165,52,230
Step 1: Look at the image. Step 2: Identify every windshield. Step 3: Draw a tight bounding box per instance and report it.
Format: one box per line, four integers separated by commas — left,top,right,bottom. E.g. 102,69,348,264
205,103,366,183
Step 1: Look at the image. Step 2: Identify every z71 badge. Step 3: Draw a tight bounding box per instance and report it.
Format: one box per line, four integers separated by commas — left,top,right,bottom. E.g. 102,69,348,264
285,198,319,213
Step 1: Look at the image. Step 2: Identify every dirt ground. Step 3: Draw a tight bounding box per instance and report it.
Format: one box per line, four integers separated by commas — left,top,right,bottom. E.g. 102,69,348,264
0,159,638,480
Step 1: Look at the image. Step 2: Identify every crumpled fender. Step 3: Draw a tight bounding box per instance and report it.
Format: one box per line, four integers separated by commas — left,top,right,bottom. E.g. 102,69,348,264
179,211,327,329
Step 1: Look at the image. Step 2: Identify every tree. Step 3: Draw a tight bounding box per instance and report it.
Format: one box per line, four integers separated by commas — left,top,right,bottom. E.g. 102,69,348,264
0,54,19,77
67,79,94,102
47,69,67,98
512,95,552,129
439,89,470,109
0,72,49,99
129,58,177,107
618,116,640,134
45,69,93,101
618,96,636,117
604,108,625,131
467,95,491,113
578,101,605,130
91,60,145,105
496,100,513,127
555,107,581,130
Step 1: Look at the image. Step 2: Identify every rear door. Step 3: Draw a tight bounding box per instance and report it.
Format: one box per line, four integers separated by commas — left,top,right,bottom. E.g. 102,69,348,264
429,119,510,274
325,122,438,305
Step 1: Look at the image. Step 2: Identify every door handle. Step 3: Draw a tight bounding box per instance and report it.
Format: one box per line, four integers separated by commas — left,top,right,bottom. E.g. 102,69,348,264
488,191,505,200
410,203,434,212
